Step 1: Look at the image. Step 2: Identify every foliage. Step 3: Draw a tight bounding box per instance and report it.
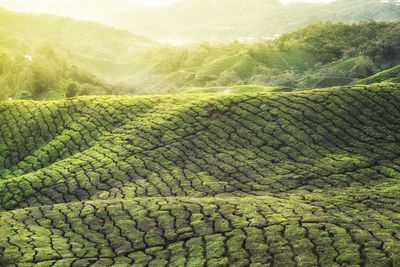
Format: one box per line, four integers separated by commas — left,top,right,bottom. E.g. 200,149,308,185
363,22,400,63
136,22,400,92
1,84,400,265
358,64,400,84
0,43,110,100
65,82,79,98
0,8,151,62
1,9,400,96
0,8,150,100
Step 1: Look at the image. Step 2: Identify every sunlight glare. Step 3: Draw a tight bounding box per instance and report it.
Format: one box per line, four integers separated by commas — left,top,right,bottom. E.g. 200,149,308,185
129,0,180,6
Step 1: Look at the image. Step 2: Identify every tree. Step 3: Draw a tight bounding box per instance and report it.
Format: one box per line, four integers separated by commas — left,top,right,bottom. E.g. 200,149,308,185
35,42,56,60
0,91,6,101
31,60,58,99
216,70,243,86
270,70,299,87
65,82,78,98
350,57,376,78
364,23,400,63
19,90,32,100
0,53,10,75
319,43,342,63
316,68,351,87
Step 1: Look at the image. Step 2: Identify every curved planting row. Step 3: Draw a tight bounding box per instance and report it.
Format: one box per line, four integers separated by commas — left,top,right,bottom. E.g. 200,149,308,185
1,84,400,266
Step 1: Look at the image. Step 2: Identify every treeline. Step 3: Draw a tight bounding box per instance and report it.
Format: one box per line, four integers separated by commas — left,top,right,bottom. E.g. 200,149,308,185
0,8,150,101
0,43,112,101
2,13,400,100
140,21,400,91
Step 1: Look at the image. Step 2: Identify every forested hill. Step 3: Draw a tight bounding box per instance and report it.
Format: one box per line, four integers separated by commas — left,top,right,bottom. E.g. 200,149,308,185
1,4,400,264
2,8,400,100
102,0,400,42
0,8,151,61
137,21,400,92
0,8,152,101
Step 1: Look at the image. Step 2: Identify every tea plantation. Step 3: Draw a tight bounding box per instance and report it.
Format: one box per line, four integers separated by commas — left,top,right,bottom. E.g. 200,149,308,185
1,84,400,266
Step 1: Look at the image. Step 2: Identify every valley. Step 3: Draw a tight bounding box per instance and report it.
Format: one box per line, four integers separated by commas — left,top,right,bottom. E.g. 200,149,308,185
1,1,400,266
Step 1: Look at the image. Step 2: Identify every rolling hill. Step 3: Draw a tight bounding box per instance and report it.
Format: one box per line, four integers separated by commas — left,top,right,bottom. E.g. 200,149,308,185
2,9,400,98
0,8,151,62
136,21,400,92
0,8,154,100
1,84,400,266
359,65,400,84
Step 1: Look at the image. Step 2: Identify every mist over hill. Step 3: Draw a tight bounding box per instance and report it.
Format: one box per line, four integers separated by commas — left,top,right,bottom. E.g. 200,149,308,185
0,8,154,100
0,8,152,61
1,0,400,43
2,6,400,99
101,0,400,43
2,2,400,266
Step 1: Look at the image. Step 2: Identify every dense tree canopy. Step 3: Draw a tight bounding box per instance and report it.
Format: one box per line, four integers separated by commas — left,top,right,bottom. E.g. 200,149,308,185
1,10,400,99
138,21,400,91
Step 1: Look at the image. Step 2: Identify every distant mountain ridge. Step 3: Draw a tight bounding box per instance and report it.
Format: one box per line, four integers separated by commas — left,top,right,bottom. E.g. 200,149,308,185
101,0,400,42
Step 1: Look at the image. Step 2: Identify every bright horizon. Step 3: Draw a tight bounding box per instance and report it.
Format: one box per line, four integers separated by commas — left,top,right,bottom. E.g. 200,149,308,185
0,0,339,22
0,0,334,6
0,0,179,6
0,0,182,20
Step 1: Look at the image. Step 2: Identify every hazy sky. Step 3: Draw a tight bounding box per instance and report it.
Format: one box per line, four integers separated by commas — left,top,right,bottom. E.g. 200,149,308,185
0,0,337,20
0,0,335,7
281,0,335,3
0,0,180,7
0,0,181,19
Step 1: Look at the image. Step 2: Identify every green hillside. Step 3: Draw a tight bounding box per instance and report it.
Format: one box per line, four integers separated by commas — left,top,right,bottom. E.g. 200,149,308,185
136,21,400,92
2,9,400,98
0,43,112,101
0,8,153,100
0,8,151,62
359,65,400,84
177,85,292,94
1,84,400,266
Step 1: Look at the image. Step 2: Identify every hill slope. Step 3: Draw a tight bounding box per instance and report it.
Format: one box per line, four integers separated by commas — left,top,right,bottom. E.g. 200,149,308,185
2,10,400,97
0,8,151,62
359,65,400,84
0,8,156,100
1,84,400,266
137,21,400,92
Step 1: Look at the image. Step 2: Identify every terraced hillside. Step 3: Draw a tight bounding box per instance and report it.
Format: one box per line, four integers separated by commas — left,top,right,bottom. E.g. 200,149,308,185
359,66,400,85
1,84,400,266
